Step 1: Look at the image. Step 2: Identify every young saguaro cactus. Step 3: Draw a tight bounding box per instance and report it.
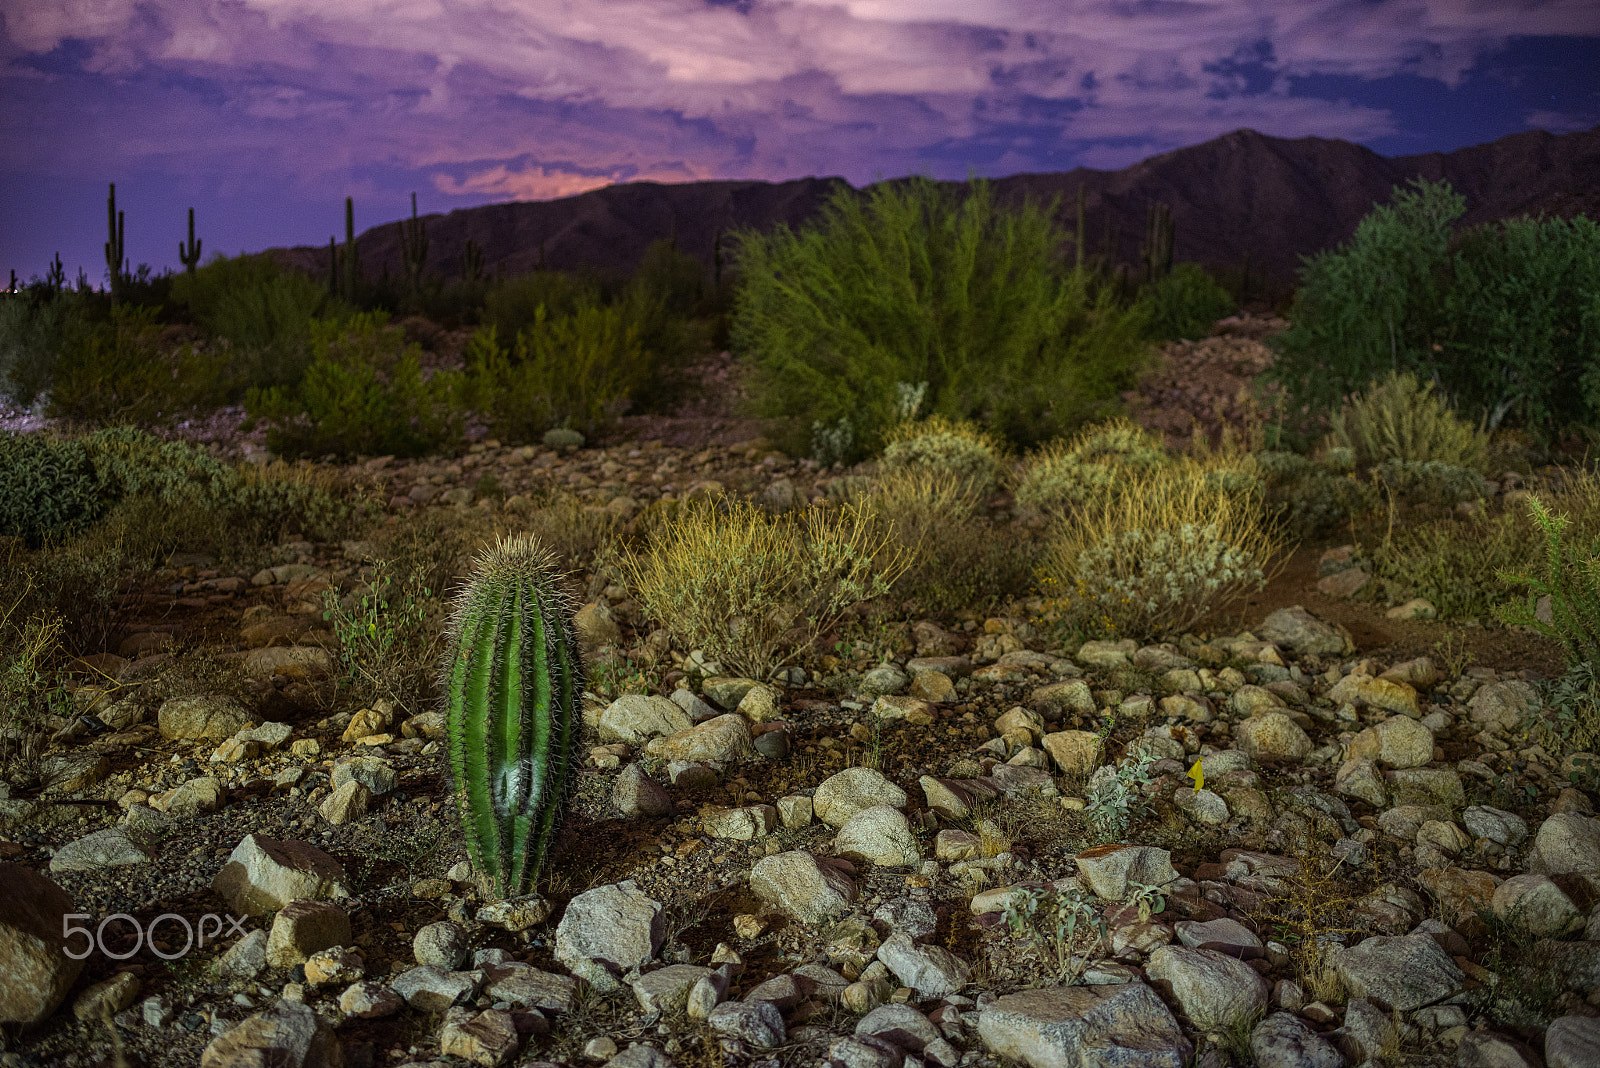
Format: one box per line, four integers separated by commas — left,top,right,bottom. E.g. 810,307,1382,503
440,534,585,899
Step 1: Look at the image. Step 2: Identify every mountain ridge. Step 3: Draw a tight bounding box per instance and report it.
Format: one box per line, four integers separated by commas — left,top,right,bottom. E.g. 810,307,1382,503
267,125,1600,303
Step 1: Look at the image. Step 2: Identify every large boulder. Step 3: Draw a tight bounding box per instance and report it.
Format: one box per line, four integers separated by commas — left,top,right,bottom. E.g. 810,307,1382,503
0,864,85,1024
977,982,1191,1068
211,835,349,917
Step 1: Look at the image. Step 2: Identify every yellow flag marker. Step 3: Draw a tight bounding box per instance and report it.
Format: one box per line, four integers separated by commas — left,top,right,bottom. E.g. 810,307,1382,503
1187,759,1204,792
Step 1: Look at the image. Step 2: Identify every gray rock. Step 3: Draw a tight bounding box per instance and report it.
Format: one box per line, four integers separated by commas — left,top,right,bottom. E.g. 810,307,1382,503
1463,805,1530,847
439,1007,520,1067
1144,945,1268,1030
482,962,579,1013
40,751,110,793
49,827,155,872
829,1034,904,1068
158,695,259,741
1074,844,1177,902
873,898,939,942
669,688,720,723
1547,1014,1600,1068
1331,934,1464,1011
213,929,268,980
686,969,728,1020
1257,607,1352,656
554,881,664,974
814,767,909,827
1468,680,1541,731
1235,713,1312,763
1249,1012,1343,1068
598,695,692,743
857,1002,940,1051
414,921,470,969
0,864,84,1025
199,1000,339,1068
613,764,673,817
391,965,482,1013
156,775,226,817
212,835,349,917
1493,874,1584,938
265,900,350,967
836,805,922,866
632,964,714,1014
606,1045,673,1068
644,714,759,763
750,851,856,925
1530,812,1600,876
1457,1030,1543,1067
1339,997,1395,1064
1386,767,1464,807
332,756,397,796
1334,759,1388,807
702,804,777,840
1173,918,1262,957
706,999,785,1047
339,980,404,1019
1174,788,1229,825
862,664,910,695
876,932,971,997
976,982,1191,1068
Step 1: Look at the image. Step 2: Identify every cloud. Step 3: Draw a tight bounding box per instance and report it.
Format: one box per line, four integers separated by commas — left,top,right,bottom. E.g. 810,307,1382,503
2,0,1597,205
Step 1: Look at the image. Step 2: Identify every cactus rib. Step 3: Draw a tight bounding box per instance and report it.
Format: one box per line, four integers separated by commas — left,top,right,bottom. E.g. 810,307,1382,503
441,534,583,899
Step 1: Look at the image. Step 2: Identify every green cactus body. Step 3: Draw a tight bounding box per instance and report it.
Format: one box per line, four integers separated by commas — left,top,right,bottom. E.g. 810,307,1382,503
441,535,584,899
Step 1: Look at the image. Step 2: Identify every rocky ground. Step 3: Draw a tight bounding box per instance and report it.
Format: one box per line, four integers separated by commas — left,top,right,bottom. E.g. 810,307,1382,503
5,317,1600,1068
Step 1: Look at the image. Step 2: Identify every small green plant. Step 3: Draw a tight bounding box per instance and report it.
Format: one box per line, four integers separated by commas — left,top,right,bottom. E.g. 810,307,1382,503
321,558,437,714
1083,746,1158,841
440,533,586,899
1002,882,1107,984
1496,495,1600,670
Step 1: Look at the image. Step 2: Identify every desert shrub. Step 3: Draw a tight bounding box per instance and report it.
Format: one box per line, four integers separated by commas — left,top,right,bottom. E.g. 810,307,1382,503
622,497,911,679
245,312,466,459
1014,419,1169,514
848,466,1035,617
1266,178,1464,416
0,532,130,656
47,304,230,426
879,414,1006,496
1368,510,1528,620
0,544,72,777
612,240,718,413
1134,263,1236,342
1327,372,1489,472
0,433,109,549
1254,450,1378,539
0,287,103,407
729,175,1151,462
463,302,649,442
482,270,605,340
516,489,625,573
1368,459,1489,506
1447,214,1600,432
1036,458,1282,638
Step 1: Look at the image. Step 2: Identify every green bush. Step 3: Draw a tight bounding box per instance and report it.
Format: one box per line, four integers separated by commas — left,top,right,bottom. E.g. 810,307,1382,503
613,240,717,413
464,304,649,442
0,288,104,407
1369,459,1489,506
1134,263,1236,342
1444,215,1600,432
45,304,230,426
1327,372,1489,472
1267,178,1463,416
728,175,1151,462
1369,510,1527,619
1254,450,1377,540
246,313,465,460
0,433,108,549
1495,495,1600,671
482,270,604,340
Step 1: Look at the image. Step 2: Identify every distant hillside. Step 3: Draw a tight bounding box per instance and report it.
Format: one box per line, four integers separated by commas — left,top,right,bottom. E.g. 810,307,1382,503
268,125,1600,305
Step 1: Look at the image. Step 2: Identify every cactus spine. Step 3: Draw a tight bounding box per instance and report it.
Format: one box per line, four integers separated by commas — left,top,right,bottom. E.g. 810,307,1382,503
105,183,126,295
400,192,428,292
179,208,202,274
441,534,584,899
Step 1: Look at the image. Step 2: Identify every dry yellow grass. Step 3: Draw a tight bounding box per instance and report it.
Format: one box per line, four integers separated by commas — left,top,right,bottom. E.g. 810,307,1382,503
622,496,912,679
1036,453,1283,638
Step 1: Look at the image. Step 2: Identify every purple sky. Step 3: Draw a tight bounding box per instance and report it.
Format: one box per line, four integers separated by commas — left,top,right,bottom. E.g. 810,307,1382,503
3,1,1598,286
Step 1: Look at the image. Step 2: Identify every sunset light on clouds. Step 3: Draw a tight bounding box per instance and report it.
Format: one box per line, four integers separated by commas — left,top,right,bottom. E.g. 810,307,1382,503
2,0,1597,281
